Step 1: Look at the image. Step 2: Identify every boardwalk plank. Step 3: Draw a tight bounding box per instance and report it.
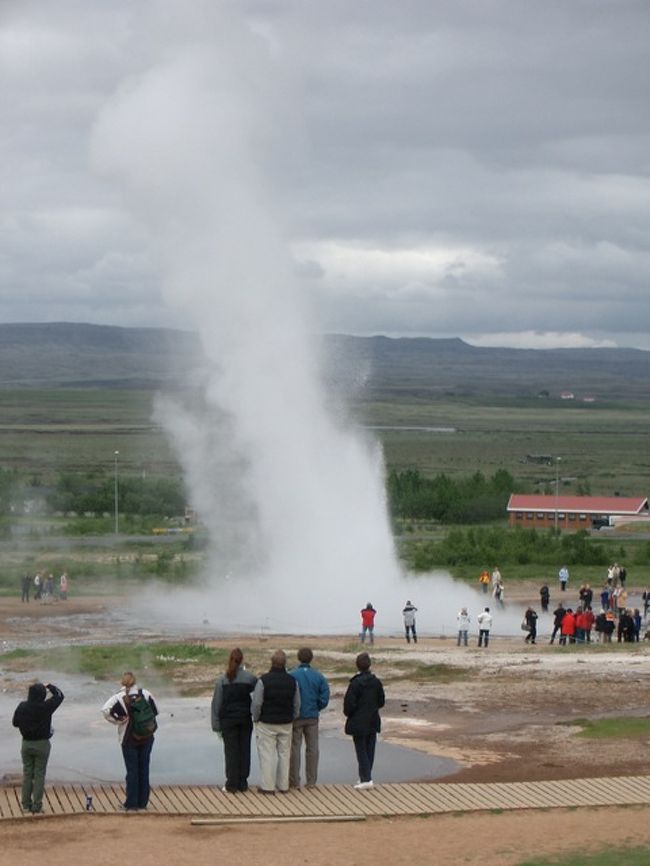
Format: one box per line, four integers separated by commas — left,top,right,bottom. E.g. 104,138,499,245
369,785,417,815
153,785,182,814
305,785,346,816
627,777,650,801
439,782,502,812
0,788,12,819
56,785,81,814
240,792,276,816
93,784,119,813
433,784,482,813
0,787,21,819
325,784,364,815
236,790,275,817
397,784,450,814
489,782,540,811
171,785,204,815
279,789,312,817
144,788,166,814
6,777,650,821
386,785,427,814
507,783,553,810
605,776,650,805
330,786,366,816
184,786,215,815
519,782,563,810
340,785,390,817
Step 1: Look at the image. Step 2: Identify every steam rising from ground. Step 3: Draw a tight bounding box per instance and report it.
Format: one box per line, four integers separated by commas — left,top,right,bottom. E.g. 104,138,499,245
90,3,526,635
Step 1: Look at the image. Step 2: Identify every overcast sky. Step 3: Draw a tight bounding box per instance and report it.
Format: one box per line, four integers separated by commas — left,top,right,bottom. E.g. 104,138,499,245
1,0,649,349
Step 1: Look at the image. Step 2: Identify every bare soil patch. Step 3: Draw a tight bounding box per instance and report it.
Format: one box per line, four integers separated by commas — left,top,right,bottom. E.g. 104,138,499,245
4,809,650,866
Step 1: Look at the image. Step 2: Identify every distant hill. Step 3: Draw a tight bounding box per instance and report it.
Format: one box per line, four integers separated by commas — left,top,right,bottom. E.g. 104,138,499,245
0,322,649,400
325,334,650,400
0,323,199,388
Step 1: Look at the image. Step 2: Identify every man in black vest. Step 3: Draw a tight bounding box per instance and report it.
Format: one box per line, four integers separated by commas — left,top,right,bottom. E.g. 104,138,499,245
251,649,300,793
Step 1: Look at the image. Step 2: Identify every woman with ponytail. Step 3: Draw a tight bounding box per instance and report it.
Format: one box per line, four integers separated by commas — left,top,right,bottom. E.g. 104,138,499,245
101,671,158,811
211,648,257,793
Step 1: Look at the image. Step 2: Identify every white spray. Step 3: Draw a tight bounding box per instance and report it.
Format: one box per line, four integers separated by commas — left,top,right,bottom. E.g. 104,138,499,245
91,3,527,636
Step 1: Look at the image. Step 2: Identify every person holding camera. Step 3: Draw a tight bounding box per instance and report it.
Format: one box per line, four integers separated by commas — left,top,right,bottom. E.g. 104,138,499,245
12,681,64,813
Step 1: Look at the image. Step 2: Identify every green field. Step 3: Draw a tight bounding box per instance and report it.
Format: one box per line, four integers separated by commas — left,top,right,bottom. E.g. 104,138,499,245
517,850,650,866
0,386,648,591
357,395,650,496
0,389,177,479
1,388,649,497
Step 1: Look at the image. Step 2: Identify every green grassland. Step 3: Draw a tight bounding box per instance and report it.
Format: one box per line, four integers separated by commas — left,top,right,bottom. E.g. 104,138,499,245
1,388,649,496
517,850,650,866
358,395,650,495
0,641,472,695
0,385,649,594
0,389,177,479
568,717,650,738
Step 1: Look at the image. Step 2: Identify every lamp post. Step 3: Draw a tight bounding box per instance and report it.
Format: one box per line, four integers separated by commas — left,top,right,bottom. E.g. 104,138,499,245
114,450,119,536
554,456,562,533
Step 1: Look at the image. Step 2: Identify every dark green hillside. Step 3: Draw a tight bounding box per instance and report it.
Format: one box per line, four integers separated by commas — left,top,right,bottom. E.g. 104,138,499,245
0,322,199,388
326,334,650,401
1,323,650,400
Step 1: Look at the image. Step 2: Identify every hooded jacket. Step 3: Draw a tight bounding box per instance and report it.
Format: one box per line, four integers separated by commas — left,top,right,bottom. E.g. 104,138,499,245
13,683,64,740
343,670,385,736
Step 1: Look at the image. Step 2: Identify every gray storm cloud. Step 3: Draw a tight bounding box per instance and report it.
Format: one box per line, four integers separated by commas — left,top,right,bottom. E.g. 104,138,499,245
1,0,649,347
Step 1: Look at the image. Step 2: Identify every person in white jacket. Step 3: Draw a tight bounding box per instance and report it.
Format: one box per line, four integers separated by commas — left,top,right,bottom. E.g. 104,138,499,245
456,608,471,646
101,672,158,811
477,607,493,648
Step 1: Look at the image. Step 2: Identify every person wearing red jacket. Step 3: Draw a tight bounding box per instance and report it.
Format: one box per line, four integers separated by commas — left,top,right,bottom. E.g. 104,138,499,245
559,608,576,645
582,607,595,642
360,603,377,645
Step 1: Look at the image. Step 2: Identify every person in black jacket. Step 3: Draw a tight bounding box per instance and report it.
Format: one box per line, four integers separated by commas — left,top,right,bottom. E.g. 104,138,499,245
211,648,257,793
550,603,565,644
12,681,64,813
251,650,300,794
539,584,550,612
344,652,385,790
524,607,538,644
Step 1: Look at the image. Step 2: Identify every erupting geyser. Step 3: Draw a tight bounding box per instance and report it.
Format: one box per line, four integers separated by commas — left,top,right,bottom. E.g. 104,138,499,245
90,3,527,636
91,2,403,632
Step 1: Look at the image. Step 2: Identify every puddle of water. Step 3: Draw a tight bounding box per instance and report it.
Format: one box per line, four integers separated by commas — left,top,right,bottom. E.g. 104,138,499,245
0,679,457,786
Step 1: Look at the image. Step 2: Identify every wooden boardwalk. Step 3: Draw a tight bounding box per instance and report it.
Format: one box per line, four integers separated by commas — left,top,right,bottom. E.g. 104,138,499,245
3,776,650,821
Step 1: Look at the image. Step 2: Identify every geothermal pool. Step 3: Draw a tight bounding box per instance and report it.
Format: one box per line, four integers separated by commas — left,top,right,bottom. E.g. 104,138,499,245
0,677,457,786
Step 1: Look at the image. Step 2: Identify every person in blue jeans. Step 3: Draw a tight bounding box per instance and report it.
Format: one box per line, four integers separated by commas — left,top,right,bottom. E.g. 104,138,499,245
343,652,385,790
102,672,158,811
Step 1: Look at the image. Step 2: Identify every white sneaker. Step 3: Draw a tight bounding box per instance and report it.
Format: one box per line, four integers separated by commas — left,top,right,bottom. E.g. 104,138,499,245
353,781,374,790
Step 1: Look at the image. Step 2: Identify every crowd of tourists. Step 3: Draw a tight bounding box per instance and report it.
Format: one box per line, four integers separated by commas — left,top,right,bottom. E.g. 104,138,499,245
472,562,647,648
11,562,649,814
12,646,383,814
20,571,69,603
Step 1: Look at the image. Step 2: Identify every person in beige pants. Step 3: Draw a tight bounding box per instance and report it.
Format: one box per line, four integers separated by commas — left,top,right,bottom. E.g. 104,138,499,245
251,650,300,794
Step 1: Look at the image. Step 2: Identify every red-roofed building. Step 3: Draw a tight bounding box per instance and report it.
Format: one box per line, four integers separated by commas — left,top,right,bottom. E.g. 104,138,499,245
507,494,649,530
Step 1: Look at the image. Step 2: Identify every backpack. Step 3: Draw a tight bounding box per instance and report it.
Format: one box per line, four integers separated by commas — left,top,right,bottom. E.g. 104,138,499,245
127,690,157,740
